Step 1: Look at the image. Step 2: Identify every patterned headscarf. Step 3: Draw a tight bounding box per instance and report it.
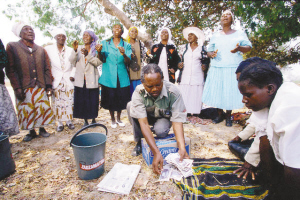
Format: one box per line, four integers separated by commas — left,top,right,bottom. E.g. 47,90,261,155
156,27,174,45
126,26,138,43
84,30,98,57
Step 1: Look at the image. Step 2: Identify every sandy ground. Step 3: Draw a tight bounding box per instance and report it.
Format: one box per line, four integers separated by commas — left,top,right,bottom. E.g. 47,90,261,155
1,83,245,199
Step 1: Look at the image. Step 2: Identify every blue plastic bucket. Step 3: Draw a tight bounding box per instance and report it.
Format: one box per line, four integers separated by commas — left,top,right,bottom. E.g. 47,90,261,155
0,133,16,180
70,123,107,180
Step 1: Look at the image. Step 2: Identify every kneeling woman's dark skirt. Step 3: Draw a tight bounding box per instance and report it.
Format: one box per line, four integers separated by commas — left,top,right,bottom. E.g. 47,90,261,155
73,83,99,119
101,79,130,112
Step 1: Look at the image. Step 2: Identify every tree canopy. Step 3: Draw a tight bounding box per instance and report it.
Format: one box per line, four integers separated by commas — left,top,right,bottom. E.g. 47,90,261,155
124,0,300,66
3,0,299,66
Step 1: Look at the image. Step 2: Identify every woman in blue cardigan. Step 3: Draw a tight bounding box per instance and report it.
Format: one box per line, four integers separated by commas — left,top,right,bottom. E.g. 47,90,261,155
97,23,132,128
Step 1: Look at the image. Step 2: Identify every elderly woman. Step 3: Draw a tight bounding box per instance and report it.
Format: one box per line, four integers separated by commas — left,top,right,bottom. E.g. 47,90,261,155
0,38,19,136
202,10,252,127
70,30,102,127
45,28,75,132
6,22,53,141
149,27,182,83
178,27,206,119
97,23,132,128
125,26,147,95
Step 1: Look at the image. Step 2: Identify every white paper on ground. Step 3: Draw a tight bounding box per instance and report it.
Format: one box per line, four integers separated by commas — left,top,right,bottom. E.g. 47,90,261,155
97,162,141,195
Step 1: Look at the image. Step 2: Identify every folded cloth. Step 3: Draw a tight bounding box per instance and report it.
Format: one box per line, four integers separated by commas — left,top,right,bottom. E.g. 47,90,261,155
174,158,268,200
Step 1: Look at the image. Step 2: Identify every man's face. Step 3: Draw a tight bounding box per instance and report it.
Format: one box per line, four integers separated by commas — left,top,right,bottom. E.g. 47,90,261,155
55,34,66,45
20,26,35,42
143,72,163,98
238,79,273,111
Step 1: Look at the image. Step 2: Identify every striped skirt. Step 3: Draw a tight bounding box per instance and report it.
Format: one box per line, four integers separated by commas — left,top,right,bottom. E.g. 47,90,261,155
52,86,74,122
16,86,54,130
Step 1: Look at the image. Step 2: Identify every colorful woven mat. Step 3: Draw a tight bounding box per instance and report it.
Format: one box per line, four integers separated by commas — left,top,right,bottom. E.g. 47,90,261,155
174,158,268,200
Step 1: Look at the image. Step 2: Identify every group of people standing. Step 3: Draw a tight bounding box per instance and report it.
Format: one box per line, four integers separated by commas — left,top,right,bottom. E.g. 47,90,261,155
0,9,252,141
1,9,300,199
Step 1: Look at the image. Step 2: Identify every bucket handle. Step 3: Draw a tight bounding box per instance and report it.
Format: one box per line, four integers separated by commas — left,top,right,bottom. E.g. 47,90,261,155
70,123,108,147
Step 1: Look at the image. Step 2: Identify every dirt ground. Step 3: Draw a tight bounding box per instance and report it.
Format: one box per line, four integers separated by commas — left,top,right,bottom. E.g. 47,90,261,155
0,105,247,199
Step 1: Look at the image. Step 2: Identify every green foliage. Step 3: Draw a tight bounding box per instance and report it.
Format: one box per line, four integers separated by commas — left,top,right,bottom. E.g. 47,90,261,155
3,0,117,46
124,0,300,66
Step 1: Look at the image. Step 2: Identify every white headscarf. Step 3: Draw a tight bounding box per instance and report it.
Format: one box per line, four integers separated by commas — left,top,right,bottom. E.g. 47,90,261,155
156,27,174,45
182,27,205,47
12,21,30,38
49,28,66,38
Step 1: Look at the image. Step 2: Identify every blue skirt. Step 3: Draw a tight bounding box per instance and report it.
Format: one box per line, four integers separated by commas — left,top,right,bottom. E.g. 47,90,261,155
202,66,244,110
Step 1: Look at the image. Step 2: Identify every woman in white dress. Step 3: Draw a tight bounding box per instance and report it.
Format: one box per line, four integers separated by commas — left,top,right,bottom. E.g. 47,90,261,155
178,27,206,119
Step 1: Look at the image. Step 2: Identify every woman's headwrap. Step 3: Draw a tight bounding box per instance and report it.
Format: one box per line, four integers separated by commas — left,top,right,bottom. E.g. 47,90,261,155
84,30,98,57
222,10,235,25
12,21,30,38
156,27,174,45
126,26,138,43
50,28,66,38
182,27,205,47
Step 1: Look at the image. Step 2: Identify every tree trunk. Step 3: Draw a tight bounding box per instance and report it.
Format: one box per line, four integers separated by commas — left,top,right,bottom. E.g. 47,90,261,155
98,0,153,49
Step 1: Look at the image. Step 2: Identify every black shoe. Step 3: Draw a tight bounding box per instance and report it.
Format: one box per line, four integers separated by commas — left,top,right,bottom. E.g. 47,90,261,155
213,115,224,124
39,127,50,137
23,130,37,142
82,121,89,128
131,141,142,156
91,119,96,124
67,123,75,130
56,125,64,132
226,119,232,127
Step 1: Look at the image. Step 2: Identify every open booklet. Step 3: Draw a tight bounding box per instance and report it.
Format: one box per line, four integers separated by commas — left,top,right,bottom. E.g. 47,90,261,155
97,163,141,195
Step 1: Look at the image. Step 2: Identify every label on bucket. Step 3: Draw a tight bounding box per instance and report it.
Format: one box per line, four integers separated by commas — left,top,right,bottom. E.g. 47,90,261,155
79,158,105,171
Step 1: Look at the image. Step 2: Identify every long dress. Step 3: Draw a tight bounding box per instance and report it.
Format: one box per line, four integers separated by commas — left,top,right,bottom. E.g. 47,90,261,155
178,44,204,114
45,45,75,123
202,30,252,110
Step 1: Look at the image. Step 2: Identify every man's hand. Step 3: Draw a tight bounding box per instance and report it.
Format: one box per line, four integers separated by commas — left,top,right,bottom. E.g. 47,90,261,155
233,161,256,180
152,152,164,174
178,148,189,162
15,89,25,101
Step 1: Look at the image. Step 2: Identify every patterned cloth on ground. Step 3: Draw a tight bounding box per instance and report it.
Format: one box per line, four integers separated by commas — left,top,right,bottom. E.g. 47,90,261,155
16,86,54,130
174,158,268,200
0,84,19,135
